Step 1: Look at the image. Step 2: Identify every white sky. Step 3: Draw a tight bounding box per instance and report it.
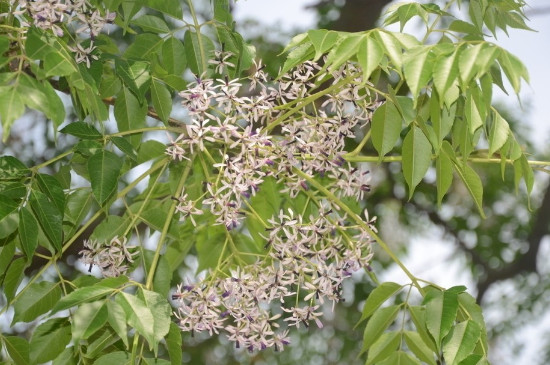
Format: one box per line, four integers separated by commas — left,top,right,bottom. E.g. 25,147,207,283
234,1,550,363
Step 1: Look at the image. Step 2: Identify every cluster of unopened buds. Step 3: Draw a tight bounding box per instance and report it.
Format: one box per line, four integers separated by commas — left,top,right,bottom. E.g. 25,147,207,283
167,54,381,351
4,0,115,67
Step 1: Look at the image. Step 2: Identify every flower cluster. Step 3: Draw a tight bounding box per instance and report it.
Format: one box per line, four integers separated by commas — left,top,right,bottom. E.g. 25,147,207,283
5,0,115,67
173,207,375,352
167,57,378,230
79,236,137,278
168,57,380,351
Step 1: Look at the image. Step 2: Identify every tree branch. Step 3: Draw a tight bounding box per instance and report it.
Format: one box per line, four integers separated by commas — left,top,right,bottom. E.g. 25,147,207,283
476,179,550,301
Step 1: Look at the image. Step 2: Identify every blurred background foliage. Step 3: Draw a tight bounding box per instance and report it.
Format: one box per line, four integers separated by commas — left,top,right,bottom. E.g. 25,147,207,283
1,0,549,364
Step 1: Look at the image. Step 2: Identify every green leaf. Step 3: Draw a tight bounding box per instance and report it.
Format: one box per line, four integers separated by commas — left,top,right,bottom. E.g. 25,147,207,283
498,49,528,93
44,51,78,77
151,79,172,122
0,35,8,54
397,3,425,30
18,207,39,258
307,29,340,61
357,34,384,81
138,140,167,164
91,215,130,242
0,183,26,200
60,122,102,139
30,190,63,251
0,156,28,179
146,0,182,19
366,331,400,364
431,95,456,150
458,44,481,85
442,142,485,218
0,194,18,221
120,0,142,31
281,32,308,54
124,33,163,60
139,289,171,356
116,292,156,350
94,351,131,365
279,41,315,77
52,286,115,314
4,336,30,365
408,306,439,353
18,74,65,129
361,304,401,353
0,240,16,278
456,164,485,218
395,96,416,125
131,15,170,33
184,30,215,76
378,351,422,365
402,126,432,199
374,30,405,72
143,359,171,365
0,86,25,142
70,76,109,122
371,102,402,157
84,328,122,360
433,47,459,99
436,152,453,206
488,110,510,156
65,188,94,229
0,211,18,240
403,46,434,102
114,87,147,147
36,173,65,214
214,0,232,25
72,301,108,341
107,300,129,348
29,318,71,364
325,34,364,71
88,150,123,206
404,331,437,365
514,155,534,198
166,322,182,365
196,218,227,272
457,293,486,331
115,59,151,99
52,347,78,365
464,94,483,133
3,256,26,302
12,281,61,324
111,136,138,162
43,81,67,132
358,282,402,326
97,275,130,288
468,0,484,31
99,72,122,98
449,20,483,38
425,289,460,349
25,27,56,59
459,355,486,365
443,320,482,365
215,25,256,78
162,37,186,75
143,251,171,298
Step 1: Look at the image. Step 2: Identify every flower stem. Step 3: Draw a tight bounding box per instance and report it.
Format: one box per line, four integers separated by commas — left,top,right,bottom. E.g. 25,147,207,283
145,159,192,290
